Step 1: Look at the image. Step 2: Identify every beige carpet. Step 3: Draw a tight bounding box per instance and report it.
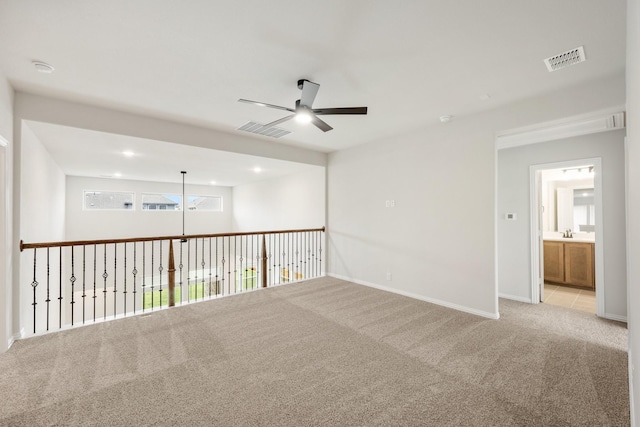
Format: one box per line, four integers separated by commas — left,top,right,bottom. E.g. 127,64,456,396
0,277,629,426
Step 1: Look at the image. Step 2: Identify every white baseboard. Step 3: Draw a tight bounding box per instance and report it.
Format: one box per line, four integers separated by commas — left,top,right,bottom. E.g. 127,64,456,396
499,293,533,304
604,312,628,323
6,328,23,350
327,273,499,320
630,349,636,427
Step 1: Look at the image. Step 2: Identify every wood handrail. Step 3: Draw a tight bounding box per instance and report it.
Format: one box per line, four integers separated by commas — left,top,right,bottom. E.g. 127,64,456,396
20,226,325,251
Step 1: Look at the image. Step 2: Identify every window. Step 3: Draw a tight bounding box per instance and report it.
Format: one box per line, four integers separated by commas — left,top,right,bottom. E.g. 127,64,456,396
141,193,182,211
84,191,134,210
187,195,223,212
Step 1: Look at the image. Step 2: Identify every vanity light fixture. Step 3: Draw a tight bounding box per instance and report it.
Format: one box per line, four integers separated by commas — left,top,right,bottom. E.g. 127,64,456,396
562,166,594,175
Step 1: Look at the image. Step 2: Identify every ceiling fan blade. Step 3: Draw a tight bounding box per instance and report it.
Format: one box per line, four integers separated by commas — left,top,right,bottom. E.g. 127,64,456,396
299,80,320,108
312,106,368,115
238,99,295,113
310,115,333,132
260,114,295,130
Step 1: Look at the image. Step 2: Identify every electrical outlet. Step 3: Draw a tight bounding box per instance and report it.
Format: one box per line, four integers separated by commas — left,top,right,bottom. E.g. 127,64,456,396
386,272,392,281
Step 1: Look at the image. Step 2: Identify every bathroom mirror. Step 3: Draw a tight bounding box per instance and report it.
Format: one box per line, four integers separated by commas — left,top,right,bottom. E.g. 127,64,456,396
541,166,594,233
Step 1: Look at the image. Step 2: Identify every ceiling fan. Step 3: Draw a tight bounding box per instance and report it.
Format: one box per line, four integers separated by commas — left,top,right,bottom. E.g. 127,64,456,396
238,79,367,132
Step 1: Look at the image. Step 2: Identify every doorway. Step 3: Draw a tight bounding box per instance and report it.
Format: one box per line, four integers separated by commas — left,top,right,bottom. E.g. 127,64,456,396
530,158,604,316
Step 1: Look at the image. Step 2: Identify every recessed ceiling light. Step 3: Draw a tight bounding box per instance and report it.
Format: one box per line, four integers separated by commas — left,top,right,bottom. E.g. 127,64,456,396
122,150,135,157
210,180,217,185
253,167,262,173
439,115,453,123
32,61,55,74
114,172,122,178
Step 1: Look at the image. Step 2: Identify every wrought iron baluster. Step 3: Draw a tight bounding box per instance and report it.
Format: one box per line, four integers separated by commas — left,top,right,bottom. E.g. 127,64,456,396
280,233,284,284
312,231,316,277
228,236,231,295
296,232,300,281
102,244,108,320
31,249,38,334
82,245,86,324
158,240,163,307
113,244,117,317
132,243,138,313
288,233,292,283
46,248,51,331
238,235,243,292
221,236,225,296
208,237,212,297
142,242,146,311
123,243,127,316
269,234,273,286
179,240,184,304
319,230,323,274
236,236,240,293
151,241,155,309
201,238,205,299
187,238,191,302
93,245,97,322
59,248,63,328
70,246,76,326
193,238,198,300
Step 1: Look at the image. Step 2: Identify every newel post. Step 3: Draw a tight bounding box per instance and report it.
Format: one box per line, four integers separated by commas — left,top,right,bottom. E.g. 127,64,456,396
261,235,267,288
168,240,176,307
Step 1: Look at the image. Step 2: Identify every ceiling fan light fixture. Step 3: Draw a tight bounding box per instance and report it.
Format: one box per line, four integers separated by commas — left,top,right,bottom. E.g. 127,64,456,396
295,111,312,124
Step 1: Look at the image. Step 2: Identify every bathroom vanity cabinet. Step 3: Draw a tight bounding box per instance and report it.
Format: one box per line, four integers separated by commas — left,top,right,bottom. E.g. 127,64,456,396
543,240,594,289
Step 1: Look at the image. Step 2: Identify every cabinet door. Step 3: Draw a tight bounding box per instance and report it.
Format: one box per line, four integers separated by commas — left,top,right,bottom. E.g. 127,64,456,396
564,242,594,288
543,241,564,283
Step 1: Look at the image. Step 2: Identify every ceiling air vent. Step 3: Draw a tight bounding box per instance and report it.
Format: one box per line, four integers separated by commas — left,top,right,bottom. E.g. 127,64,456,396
544,46,586,72
237,121,291,139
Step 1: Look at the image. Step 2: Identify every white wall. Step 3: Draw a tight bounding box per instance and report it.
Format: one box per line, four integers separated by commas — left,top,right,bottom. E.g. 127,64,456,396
65,177,233,240
18,122,66,336
232,167,325,231
0,71,14,351
498,130,626,318
20,123,66,243
627,0,640,424
327,73,625,319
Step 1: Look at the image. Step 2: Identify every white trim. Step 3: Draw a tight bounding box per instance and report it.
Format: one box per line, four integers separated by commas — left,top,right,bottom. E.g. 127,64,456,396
630,349,636,427
529,158,605,317
603,313,628,323
0,134,7,147
496,106,626,149
8,328,24,349
328,273,500,320
530,166,542,304
499,293,533,304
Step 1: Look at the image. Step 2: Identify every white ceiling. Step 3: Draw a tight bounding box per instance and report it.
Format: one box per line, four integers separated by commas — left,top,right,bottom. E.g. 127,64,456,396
24,120,318,187
0,1,627,183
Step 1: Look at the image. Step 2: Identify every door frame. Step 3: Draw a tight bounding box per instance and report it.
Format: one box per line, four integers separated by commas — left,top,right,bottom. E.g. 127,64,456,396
529,157,604,316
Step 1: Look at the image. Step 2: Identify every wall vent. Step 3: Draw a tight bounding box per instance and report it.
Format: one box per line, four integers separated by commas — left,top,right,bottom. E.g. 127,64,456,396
544,46,586,72
237,121,291,139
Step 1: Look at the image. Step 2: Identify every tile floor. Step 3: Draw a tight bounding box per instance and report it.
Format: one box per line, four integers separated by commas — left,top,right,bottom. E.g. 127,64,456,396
543,283,596,313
